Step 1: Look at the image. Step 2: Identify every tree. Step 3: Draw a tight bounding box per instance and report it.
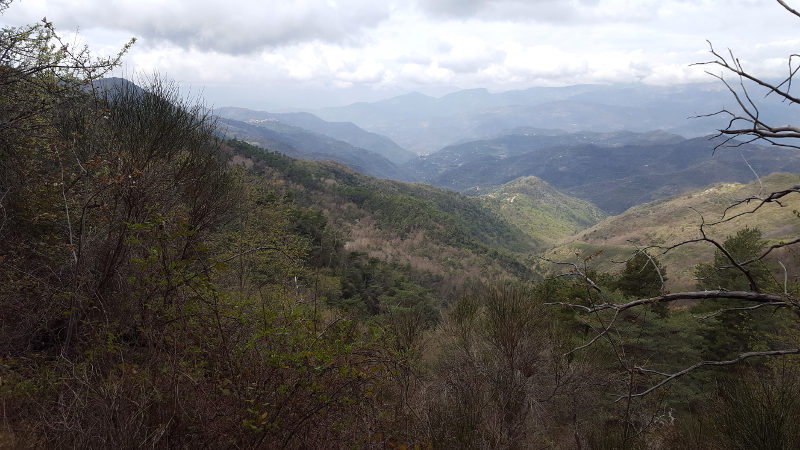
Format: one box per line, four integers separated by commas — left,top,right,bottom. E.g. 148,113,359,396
548,0,800,402
616,251,668,317
617,252,666,299
694,228,779,359
694,227,771,292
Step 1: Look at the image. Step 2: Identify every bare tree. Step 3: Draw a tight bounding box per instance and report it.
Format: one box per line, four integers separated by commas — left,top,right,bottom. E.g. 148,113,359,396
548,0,800,401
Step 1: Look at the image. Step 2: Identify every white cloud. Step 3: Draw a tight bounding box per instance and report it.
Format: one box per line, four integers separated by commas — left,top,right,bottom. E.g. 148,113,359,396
3,0,800,108
2,0,392,53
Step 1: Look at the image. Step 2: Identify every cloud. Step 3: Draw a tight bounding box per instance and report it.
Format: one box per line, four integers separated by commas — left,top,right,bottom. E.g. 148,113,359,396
2,0,392,54
400,63,455,85
437,38,506,73
4,0,798,109
336,61,387,84
417,0,652,24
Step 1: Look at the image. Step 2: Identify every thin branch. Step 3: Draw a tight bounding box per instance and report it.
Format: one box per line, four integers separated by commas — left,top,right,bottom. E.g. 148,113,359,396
540,256,602,293
547,290,787,314
779,261,789,294
697,220,761,291
618,348,800,401
611,246,667,294
739,150,763,195
694,301,787,321
707,185,800,225
565,309,622,356
719,237,800,269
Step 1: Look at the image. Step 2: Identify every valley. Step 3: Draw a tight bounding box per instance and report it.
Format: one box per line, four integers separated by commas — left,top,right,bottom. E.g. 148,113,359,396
219,91,800,295
6,4,800,445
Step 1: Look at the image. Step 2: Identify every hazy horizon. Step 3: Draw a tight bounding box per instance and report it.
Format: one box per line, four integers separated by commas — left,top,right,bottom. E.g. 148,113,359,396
3,1,800,110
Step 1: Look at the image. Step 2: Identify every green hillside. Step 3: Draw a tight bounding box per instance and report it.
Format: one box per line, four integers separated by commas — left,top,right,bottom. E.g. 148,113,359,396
481,176,607,248
226,139,537,285
547,172,800,290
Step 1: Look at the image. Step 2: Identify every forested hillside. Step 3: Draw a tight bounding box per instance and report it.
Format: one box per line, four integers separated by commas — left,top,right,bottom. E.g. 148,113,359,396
5,3,800,448
224,139,538,287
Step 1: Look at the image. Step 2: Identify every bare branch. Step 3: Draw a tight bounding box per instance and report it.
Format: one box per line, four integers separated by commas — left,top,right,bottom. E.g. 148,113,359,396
719,237,800,269
547,290,788,314
611,246,667,295
697,220,761,291
619,348,800,401
707,185,800,225
778,0,800,19
694,41,800,105
694,301,787,321
539,256,603,293
565,309,622,356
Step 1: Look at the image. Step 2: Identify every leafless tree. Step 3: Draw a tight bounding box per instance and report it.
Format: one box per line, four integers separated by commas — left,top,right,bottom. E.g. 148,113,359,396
548,0,800,402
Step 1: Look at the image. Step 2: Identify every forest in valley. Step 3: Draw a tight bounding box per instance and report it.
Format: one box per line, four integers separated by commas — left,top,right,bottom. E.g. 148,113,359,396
4,1,800,448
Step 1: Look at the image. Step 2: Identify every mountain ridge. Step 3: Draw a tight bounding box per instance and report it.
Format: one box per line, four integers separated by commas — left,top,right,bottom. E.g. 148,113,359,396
215,106,416,164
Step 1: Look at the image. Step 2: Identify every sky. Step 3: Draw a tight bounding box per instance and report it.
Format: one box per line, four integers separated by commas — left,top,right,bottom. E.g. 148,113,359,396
3,0,800,110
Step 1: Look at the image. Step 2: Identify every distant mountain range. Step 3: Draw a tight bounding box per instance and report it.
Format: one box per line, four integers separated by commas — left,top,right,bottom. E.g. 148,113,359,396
315,83,800,155
98,78,800,218
214,106,416,164
216,108,800,215
415,130,800,214
216,115,414,180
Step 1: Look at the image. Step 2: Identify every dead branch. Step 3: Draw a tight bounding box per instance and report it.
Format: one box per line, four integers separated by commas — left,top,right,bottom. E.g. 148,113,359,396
694,301,787,321
619,348,800,401
611,245,668,295
539,256,603,293
708,185,800,226
546,290,787,314
566,309,622,356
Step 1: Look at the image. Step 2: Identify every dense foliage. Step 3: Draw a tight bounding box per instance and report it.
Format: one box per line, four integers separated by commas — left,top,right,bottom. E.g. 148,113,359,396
4,3,800,448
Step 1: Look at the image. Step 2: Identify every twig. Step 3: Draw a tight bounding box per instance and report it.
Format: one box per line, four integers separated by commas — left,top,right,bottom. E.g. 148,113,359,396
619,348,800,401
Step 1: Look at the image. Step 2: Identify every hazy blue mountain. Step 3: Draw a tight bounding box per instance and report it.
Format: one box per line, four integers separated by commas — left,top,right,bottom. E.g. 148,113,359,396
405,129,686,181
214,106,416,164
315,83,800,154
425,133,800,213
217,117,412,180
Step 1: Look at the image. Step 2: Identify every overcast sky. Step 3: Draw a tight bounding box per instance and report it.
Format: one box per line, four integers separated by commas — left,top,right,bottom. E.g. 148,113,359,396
3,0,800,110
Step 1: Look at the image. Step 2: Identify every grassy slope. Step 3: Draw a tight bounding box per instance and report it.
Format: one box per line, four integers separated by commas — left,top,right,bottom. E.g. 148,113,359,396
546,172,800,291
481,176,607,248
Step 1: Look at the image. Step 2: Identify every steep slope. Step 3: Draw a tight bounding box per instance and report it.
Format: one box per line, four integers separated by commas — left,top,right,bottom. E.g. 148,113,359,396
218,117,413,180
546,173,800,291
215,106,416,164
481,176,607,248
225,139,538,284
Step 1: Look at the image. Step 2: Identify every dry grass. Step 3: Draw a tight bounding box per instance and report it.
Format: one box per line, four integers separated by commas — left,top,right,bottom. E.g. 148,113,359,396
549,173,800,290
